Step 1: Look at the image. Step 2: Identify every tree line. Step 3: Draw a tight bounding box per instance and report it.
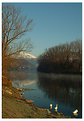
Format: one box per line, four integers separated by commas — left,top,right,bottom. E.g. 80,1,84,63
37,40,82,74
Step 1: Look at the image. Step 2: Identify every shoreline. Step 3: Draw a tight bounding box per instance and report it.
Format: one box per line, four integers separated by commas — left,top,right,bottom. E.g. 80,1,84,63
2,84,71,118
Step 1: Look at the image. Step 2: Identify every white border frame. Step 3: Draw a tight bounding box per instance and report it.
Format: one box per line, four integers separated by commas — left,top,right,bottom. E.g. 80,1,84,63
0,0,83,121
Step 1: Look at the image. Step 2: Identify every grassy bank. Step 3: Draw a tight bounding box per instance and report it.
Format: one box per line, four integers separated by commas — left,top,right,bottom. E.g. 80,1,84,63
2,85,71,118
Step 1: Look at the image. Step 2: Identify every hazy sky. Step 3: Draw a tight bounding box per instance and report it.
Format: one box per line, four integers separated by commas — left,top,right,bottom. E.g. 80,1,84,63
4,3,82,57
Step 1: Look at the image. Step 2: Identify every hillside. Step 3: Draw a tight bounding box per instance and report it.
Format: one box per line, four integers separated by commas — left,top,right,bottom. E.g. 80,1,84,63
9,52,38,72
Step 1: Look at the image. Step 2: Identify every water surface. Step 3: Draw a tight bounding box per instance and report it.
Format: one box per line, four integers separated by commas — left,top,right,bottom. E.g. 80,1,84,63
8,71,82,118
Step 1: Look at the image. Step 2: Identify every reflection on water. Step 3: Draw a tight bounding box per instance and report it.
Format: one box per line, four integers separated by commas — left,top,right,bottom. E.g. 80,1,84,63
12,80,36,87
7,71,37,87
7,71,37,81
7,71,82,118
37,73,82,109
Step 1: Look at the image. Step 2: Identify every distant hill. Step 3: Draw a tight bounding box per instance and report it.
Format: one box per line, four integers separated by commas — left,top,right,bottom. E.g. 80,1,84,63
17,51,36,59
9,52,38,72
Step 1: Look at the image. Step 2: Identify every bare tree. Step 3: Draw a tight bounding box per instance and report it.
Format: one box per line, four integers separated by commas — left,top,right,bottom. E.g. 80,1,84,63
38,40,82,73
2,4,33,74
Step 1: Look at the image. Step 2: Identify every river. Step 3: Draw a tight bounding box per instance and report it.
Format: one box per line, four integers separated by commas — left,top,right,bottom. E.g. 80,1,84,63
8,71,82,118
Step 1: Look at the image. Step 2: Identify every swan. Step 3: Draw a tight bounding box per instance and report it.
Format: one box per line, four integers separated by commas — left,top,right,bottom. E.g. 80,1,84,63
50,104,52,109
55,104,58,112
73,109,78,116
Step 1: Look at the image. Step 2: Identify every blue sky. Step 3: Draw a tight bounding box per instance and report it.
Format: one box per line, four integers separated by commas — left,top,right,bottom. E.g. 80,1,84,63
4,3,82,57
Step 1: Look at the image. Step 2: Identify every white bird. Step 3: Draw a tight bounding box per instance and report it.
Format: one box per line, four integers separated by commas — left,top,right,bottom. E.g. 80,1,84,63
50,104,52,109
55,104,58,112
73,109,78,116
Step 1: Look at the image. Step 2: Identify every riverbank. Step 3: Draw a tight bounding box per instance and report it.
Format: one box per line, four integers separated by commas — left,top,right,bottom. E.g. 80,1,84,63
2,84,71,118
